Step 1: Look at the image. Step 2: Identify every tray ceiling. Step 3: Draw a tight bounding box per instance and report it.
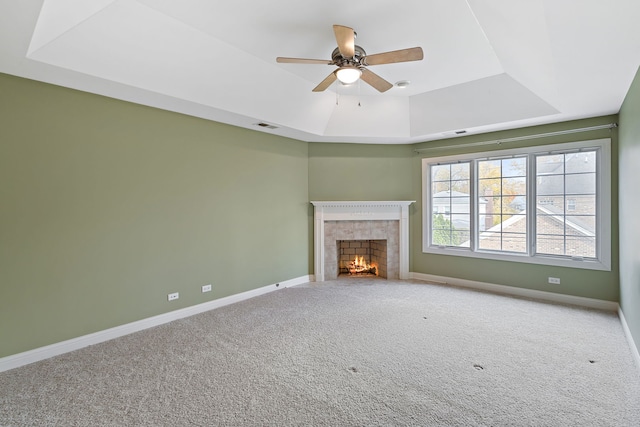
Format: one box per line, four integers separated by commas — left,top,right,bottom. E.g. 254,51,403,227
1,0,639,144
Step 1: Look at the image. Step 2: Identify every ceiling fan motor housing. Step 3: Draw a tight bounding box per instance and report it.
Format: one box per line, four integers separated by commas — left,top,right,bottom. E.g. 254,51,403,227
331,45,367,67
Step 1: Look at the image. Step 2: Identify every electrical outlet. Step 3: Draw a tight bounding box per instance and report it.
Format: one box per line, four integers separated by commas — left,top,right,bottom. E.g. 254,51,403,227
202,284,212,293
548,277,561,285
168,292,179,301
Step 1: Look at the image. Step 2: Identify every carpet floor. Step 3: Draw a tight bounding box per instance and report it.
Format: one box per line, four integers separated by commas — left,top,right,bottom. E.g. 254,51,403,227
1,278,639,426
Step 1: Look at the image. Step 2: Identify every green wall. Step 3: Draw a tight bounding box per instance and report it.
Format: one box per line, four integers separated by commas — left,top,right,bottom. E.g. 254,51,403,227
412,116,620,301
619,66,640,356
0,73,310,357
308,143,414,201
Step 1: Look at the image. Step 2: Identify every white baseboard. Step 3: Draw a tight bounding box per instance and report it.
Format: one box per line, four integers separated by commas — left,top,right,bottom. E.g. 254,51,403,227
619,308,640,374
0,275,312,373
409,272,619,311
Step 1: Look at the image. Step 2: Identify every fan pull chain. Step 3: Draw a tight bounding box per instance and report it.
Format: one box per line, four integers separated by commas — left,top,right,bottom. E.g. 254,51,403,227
358,80,361,107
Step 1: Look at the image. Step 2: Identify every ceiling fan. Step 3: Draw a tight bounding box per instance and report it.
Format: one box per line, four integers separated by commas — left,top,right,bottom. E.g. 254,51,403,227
276,25,424,93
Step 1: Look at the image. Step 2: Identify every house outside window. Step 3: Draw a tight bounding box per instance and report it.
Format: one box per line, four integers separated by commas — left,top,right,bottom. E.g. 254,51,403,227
422,139,611,271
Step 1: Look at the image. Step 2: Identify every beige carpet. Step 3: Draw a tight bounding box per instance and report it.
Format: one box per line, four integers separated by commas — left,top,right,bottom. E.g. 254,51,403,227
1,278,639,426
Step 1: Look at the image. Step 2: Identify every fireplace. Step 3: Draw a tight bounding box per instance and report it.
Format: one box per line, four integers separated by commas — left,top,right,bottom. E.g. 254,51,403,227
338,239,387,277
311,201,414,281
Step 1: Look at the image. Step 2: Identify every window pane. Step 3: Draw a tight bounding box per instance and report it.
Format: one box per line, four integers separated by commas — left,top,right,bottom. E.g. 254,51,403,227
451,179,469,193
502,177,527,213
537,154,564,174
433,196,451,205
502,232,527,252
566,236,596,258
565,152,596,174
566,215,596,235
451,163,470,180
503,214,527,233
433,181,450,193
568,195,596,215
566,173,596,195
431,217,469,247
478,231,502,250
536,234,565,256
478,231,526,253
537,175,564,196
430,163,470,248
502,177,526,194
507,196,526,212
450,197,470,214
432,225,453,246
479,177,501,196
503,158,527,177
537,196,565,214
432,164,450,181
450,214,470,230
537,215,564,238
479,160,501,179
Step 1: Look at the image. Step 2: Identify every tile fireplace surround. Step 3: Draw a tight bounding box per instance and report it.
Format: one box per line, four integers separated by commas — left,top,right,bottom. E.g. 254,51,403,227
311,201,414,281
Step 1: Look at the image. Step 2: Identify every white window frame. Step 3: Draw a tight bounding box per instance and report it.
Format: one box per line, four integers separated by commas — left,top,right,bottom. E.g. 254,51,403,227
422,138,611,271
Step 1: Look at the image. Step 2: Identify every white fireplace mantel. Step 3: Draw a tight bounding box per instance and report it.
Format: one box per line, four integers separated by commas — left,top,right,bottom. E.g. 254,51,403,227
311,201,414,282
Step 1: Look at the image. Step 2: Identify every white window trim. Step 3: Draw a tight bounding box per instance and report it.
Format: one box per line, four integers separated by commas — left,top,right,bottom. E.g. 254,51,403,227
422,138,611,271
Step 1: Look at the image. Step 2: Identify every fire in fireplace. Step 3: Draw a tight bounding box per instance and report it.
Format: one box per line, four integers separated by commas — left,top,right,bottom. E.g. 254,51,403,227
338,239,387,278
347,255,378,276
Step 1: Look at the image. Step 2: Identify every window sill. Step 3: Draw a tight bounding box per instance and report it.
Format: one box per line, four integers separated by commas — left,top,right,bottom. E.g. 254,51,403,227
421,246,611,271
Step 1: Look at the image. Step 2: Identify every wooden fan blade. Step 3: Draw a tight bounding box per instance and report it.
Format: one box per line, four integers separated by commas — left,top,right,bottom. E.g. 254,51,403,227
276,57,333,65
333,25,355,58
360,68,393,92
312,72,337,92
363,47,424,66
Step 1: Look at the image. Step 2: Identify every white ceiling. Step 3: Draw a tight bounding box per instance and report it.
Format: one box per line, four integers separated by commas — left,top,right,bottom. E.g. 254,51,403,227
1,0,639,144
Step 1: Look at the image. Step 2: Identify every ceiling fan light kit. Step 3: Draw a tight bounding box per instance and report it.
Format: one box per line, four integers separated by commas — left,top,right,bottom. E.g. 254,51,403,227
276,25,423,93
336,66,362,84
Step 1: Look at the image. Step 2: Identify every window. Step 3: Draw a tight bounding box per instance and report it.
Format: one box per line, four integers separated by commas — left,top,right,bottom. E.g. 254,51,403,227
536,152,596,259
477,156,527,253
430,162,470,247
422,139,611,270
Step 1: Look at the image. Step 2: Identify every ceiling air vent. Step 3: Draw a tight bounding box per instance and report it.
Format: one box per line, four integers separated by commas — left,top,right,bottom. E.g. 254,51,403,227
441,130,468,137
255,122,278,129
